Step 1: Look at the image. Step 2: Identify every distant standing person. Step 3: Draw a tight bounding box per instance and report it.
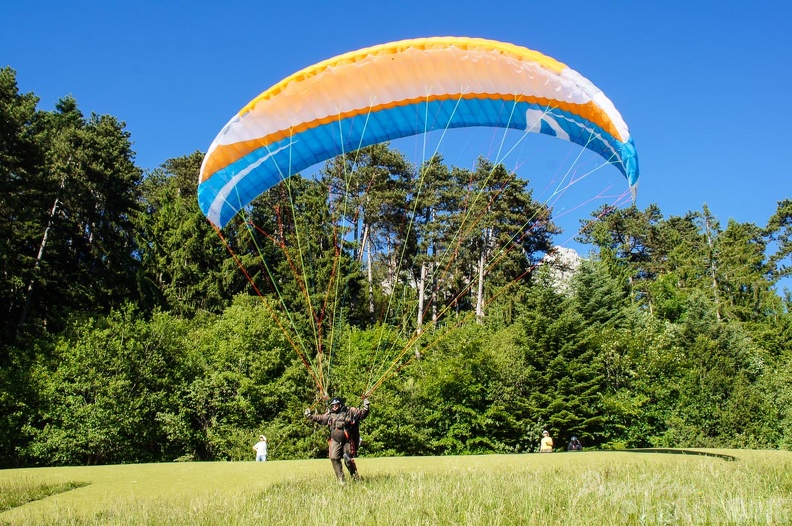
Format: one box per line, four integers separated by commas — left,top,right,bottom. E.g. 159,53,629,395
540,430,554,453
253,435,268,461
305,396,370,485
567,436,583,451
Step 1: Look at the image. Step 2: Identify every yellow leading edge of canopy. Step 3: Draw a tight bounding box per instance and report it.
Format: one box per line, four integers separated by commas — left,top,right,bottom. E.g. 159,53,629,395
239,37,567,115
200,37,595,184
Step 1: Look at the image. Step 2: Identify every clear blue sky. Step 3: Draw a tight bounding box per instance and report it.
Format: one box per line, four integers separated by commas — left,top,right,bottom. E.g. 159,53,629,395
3,1,790,267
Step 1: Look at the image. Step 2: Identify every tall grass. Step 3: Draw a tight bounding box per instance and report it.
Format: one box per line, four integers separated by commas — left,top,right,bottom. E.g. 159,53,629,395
0,479,88,513
2,450,791,525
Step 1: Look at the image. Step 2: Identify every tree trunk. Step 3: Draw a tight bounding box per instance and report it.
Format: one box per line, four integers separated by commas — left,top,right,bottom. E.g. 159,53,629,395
431,260,437,324
353,213,360,262
387,237,395,293
475,247,486,322
366,229,375,322
704,213,722,322
359,224,369,263
18,173,68,334
431,212,437,324
417,262,426,334
475,228,491,323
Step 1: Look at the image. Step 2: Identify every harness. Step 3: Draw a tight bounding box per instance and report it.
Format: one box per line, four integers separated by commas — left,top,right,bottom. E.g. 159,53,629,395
327,409,360,454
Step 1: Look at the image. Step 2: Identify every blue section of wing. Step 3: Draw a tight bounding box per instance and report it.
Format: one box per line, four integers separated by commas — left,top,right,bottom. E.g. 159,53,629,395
198,97,639,227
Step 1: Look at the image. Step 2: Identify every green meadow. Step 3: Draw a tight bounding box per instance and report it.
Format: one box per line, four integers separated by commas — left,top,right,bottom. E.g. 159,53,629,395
2,450,791,525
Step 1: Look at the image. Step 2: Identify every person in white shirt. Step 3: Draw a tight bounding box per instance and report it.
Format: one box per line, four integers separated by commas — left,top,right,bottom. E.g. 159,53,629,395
253,435,268,461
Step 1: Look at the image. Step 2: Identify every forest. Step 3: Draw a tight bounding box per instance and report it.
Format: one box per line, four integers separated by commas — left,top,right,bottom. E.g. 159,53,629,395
1,66,791,468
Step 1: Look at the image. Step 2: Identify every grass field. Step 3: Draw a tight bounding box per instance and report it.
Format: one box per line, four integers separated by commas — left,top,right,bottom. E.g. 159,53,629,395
1,450,790,525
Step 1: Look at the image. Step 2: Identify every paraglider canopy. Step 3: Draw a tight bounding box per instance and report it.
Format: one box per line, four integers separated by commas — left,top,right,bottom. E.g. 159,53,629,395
198,36,640,401
198,36,639,228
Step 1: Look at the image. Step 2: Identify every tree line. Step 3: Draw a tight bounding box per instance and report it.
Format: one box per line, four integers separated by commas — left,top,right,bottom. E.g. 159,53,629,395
1,66,791,468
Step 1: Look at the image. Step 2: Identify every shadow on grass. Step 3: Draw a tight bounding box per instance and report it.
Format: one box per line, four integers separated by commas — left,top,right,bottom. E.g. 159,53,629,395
268,471,411,492
0,480,90,513
622,448,737,461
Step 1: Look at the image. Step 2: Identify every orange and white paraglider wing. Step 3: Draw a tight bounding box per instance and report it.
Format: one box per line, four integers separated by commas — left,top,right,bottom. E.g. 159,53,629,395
198,36,639,228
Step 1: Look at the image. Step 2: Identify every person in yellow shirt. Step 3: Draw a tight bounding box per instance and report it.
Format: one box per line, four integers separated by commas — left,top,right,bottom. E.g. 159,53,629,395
540,430,554,452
